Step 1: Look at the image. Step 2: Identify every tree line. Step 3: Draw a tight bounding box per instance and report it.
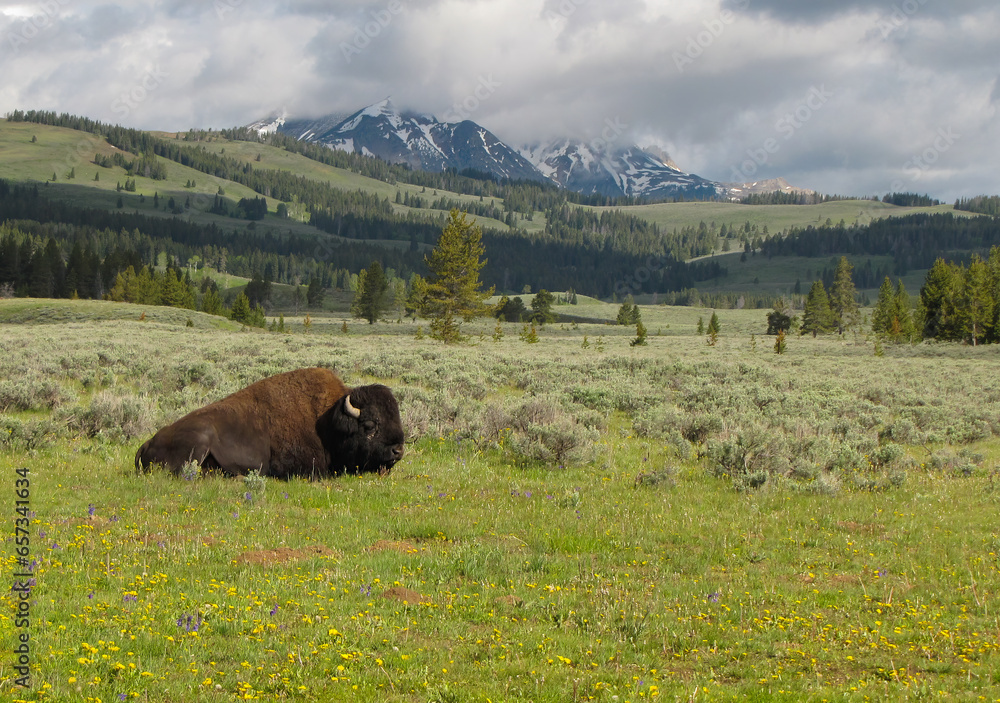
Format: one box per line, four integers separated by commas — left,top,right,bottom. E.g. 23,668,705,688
772,249,1000,346
759,213,1000,275
955,196,1000,216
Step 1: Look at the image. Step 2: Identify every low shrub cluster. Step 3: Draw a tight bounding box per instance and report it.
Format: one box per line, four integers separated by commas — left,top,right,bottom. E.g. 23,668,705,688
1,311,998,491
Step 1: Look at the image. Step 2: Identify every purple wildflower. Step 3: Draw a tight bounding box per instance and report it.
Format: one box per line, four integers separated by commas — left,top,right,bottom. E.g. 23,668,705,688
87,504,96,517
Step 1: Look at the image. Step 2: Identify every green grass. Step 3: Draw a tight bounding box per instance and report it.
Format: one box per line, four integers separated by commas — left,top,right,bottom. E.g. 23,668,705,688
590,199,966,235
1,299,999,701
0,120,520,240
5,119,961,264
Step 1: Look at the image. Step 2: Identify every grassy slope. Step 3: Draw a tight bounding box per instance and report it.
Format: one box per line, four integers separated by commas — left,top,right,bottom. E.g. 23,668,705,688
3,119,983,304
1,301,999,701
588,199,961,234
0,120,516,242
3,119,953,248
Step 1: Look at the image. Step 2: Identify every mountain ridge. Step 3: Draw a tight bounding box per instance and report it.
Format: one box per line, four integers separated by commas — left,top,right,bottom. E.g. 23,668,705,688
251,99,802,201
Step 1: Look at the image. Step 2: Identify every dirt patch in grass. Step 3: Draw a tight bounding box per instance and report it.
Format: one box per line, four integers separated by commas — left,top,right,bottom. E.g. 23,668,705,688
235,544,337,566
381,586,428,604
368,539,422,554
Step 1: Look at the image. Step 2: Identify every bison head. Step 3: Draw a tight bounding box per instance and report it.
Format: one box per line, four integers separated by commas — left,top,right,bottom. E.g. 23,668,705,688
320,383,405,474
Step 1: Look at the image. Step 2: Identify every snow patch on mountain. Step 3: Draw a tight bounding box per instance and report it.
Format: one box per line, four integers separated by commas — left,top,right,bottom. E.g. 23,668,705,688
251,99,807,200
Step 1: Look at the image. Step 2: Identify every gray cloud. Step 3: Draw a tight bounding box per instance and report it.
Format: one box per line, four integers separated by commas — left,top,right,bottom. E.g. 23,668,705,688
0,0,997,200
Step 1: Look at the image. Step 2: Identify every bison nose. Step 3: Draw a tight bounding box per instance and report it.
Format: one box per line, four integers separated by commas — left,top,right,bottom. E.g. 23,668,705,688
391,444,405,461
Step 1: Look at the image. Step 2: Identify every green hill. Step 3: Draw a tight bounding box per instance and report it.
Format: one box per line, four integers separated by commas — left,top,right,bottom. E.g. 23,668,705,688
1,113,996,305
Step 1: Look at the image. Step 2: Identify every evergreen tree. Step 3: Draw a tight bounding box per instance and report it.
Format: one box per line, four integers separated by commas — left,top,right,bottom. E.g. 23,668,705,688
630,320,648,347
766,298,793,335
530,289,556,324
959,255,994,346
495,295,527,322
919,258,961,340
801,281,834,337
707,311,721,335
351,260,390,324
706,311,720,346
893,280,916,343
201,284,225,317
306,277,325,308
422,210,494,343
405,275,428,320
774,328,787,354
871,276,895,337
616,295,640,325
829,256,860,334
230,292,252,325
989,247,1000,343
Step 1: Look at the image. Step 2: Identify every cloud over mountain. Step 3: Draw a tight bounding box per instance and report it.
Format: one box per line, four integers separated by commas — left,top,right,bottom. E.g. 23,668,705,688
1,0,998,200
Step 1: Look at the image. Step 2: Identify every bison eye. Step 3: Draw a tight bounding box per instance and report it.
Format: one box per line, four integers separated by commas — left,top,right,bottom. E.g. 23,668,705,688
363,420,377,433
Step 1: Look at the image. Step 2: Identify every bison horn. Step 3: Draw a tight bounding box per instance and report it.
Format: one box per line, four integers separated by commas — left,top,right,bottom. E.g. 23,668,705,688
344,394,361,418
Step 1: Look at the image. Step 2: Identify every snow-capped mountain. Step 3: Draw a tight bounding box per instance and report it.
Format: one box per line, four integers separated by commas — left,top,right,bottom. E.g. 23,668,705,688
252,99,802,200
261,98,544,183
519,139,722,200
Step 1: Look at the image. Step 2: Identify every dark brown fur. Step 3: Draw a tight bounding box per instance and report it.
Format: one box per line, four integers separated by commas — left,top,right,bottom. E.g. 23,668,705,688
135,367,404,478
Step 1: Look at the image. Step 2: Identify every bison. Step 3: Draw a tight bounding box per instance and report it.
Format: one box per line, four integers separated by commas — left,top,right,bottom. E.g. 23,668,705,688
135,367,404,478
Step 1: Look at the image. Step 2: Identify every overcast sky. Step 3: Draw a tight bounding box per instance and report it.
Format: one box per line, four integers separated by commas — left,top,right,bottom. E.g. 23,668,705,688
2,0,998,200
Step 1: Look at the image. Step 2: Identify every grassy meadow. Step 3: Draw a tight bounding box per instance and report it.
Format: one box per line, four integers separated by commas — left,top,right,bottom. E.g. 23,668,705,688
1,119,965,254
1,299,1000,702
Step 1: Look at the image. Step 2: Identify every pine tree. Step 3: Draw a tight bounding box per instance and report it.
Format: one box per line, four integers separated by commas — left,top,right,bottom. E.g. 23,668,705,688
707,311,720,335
630,320,648,347
919,258,960,340
829,256,860,334
617,295,640,325
201,285,225,316
306,278,325,308
893,280,915,343
530,289,556,324
801,281,834,337
230,292,252,325
871,276,895,337
351,260,390,324
960,255,994,346
766,297,793,335
774,328,787,354
422,210,494,343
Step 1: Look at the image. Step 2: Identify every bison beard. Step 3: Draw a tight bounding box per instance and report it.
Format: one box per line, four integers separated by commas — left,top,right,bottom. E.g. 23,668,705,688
135,368,405,478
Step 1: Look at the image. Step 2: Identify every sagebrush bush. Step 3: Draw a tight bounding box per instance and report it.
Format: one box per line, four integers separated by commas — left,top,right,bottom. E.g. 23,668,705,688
1,311,999,484
60,391,159,440
0,377,75,412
